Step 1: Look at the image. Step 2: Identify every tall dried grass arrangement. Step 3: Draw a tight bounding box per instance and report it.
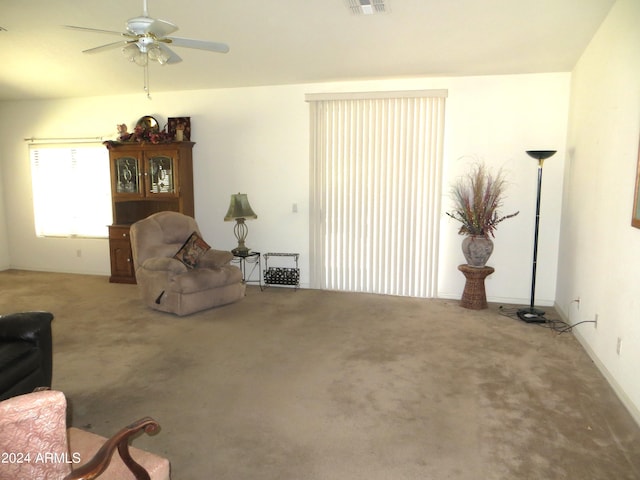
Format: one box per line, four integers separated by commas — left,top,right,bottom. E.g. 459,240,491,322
446,163,519,238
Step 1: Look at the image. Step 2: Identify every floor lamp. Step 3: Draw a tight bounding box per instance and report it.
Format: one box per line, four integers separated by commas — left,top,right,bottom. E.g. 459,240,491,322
517,150,556,323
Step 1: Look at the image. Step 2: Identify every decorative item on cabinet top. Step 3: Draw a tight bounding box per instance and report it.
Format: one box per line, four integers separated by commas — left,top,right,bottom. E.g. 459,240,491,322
168,117,191,142
104,115,192,147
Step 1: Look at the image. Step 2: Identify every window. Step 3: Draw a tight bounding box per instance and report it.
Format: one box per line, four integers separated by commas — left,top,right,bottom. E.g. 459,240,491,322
30,143,112,238
307,90,447,297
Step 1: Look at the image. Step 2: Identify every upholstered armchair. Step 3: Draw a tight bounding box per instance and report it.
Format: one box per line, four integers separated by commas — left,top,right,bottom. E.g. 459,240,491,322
129,211,245,316
0,389,170,480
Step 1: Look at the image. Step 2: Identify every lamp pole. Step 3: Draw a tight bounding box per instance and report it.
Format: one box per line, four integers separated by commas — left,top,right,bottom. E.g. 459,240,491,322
517,150,556,323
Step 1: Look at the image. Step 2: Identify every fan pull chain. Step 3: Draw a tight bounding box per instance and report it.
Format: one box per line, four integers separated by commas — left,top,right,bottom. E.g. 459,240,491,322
143,63,152,99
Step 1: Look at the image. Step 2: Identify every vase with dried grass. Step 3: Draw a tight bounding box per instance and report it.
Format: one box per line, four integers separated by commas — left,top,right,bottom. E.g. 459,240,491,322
446,162,519,267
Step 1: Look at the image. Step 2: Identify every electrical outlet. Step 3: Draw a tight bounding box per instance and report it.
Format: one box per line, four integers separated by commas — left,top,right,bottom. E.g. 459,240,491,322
574,297,580,310
616,337,622,356
76,249,82,258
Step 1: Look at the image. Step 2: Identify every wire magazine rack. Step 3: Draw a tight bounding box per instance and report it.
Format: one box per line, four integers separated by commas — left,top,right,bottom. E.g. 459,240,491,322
263,253,300,289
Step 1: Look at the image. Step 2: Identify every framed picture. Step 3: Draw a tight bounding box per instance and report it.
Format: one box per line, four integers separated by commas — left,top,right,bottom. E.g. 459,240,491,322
632,140,640,229
167,117,191,142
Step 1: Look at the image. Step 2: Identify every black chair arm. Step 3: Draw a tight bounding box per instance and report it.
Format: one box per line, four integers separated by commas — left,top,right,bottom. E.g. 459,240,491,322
0,311,54,387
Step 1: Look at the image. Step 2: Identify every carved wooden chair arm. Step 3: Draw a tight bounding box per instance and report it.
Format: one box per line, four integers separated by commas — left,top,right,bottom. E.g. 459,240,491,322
64,417,161,480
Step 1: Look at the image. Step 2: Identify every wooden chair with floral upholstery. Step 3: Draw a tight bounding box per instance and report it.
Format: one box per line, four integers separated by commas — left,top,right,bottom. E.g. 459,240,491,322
0,389,170,480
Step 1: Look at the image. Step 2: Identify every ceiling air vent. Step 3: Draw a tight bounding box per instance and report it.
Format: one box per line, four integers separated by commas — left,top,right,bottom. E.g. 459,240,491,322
346,0,388,15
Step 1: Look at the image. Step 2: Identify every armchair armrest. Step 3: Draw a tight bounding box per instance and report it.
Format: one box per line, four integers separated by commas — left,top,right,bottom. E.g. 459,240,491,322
0,311,54,343
0,312,53,387
141,257,188,275
65,417,162,480
197,249,233,269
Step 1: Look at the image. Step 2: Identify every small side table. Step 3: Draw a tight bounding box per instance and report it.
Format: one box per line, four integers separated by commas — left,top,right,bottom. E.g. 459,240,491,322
458,264,494,310
232,251,263,290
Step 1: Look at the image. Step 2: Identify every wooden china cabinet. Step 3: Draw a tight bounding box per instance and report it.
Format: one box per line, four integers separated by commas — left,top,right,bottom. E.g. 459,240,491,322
107,141,195,283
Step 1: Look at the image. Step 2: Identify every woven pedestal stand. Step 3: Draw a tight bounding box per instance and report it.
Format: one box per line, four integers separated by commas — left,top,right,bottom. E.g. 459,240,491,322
458,264,494,310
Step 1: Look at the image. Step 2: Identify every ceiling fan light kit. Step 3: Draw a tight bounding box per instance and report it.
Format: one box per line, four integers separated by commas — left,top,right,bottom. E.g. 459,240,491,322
147,45,171,65
66,0,229,98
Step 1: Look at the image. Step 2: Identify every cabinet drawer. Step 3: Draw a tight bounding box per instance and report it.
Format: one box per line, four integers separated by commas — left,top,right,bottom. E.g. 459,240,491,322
109,225,131,240
108,225,136,284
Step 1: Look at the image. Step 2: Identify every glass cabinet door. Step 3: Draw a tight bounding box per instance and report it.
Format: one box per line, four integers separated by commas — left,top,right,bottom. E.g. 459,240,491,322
147,154,175,194
114,156,140,194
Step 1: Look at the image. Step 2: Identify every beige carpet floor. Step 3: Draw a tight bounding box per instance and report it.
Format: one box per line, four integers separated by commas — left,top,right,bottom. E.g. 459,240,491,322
1,269,639,479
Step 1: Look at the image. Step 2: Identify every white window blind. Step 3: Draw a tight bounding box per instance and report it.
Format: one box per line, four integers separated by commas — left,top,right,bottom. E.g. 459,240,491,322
30,143,112,238
307,90,447,297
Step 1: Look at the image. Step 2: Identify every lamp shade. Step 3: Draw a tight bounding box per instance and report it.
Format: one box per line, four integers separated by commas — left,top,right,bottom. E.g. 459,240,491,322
526,150,556,161
224,193,257,221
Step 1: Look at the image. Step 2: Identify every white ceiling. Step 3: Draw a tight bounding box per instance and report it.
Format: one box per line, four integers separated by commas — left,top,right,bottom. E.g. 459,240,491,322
0,0,615,101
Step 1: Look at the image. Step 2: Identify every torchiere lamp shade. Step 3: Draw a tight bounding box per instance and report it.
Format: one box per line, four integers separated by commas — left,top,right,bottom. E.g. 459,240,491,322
526,150,557,161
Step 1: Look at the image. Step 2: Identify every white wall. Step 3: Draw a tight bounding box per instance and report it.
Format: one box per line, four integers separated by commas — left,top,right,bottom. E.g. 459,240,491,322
557,0,640,424
0,162,9,270
437,74,569,305
0,72,570,305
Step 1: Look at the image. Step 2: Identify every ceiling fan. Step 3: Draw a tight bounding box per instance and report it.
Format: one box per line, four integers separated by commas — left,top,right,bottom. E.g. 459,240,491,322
66,0,229,96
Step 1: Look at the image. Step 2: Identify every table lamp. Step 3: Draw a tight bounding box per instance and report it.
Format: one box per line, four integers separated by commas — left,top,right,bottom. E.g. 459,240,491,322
224,193,257,256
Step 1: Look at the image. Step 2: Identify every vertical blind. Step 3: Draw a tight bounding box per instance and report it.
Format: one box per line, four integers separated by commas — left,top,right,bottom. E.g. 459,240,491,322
30,143,112,238
307,90,447,297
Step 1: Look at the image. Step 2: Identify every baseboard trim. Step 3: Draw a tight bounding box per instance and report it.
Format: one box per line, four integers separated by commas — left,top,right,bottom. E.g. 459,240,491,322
554,302,640,428
437,292,554,307
7,266,110,277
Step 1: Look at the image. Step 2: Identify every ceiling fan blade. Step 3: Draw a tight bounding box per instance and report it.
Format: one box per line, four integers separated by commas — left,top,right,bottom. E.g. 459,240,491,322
82,41,127,54
158,44,182,64
64,25,135,38
146,18,178,37
166,37,230,54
